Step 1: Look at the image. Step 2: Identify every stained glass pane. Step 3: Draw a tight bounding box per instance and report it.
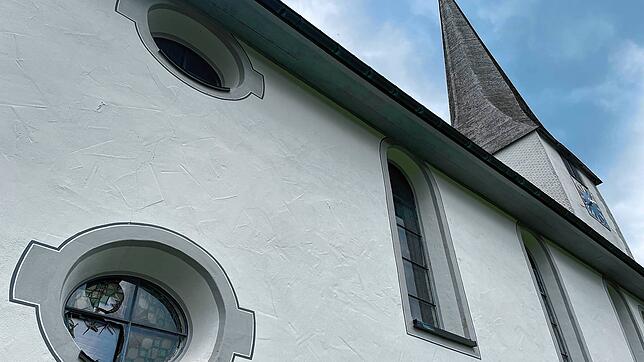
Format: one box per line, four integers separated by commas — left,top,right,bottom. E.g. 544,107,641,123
124,326,181,362
66,279,136,319
65,314,122,362
132,286,182,333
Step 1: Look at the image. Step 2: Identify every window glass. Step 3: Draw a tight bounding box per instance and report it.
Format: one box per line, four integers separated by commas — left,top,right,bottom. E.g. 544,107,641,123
64,277,185,362
562,157,583,185
528,254,570,361
154,36,224,89
124,327,182,362
389,163,437,327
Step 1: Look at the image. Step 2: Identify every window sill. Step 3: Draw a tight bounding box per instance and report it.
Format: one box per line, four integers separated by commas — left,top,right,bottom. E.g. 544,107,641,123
413,320,477,348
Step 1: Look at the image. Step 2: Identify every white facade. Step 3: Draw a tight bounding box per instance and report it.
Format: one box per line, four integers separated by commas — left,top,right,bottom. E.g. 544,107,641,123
1,1,643,361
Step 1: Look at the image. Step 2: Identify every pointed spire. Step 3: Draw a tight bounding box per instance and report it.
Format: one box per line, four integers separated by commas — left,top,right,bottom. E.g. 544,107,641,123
439,0,541,153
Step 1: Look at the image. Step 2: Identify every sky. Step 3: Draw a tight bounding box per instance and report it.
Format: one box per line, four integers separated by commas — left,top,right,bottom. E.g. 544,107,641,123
282,0,644,264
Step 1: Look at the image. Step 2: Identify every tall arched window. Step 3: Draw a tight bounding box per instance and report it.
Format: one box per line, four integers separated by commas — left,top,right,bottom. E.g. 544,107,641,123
521,229,590,361
527,253,570,361
389,162,437,326
384,147,477,356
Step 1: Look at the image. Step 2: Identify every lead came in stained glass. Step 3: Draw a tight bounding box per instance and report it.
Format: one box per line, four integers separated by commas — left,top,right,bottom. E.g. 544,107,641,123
124,327,181,362
64,277,186,362
132,286,181,333
66,279,136,319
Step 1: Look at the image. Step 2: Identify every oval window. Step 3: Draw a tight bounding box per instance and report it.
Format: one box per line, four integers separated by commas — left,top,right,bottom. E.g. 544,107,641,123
64,277,186,362
154,36,226,91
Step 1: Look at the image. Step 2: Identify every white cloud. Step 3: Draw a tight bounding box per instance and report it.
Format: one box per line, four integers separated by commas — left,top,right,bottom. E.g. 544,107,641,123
473,0,537,31
282,0,449,119
601,41,644,265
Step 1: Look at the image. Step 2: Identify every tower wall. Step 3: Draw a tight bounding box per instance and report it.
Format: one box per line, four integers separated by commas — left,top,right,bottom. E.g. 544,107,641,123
496,131,630,253
495,131,573,211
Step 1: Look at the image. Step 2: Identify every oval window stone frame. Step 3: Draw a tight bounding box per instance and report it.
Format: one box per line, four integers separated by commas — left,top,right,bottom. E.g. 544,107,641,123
117,0,264,101
10,222,255,362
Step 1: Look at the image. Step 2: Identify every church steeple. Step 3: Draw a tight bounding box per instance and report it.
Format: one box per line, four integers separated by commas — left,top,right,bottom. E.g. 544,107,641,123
439,0,541,154
437,0,631,254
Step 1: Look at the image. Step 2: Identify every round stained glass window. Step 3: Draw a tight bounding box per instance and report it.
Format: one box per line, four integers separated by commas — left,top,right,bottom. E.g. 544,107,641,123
64,277,187,362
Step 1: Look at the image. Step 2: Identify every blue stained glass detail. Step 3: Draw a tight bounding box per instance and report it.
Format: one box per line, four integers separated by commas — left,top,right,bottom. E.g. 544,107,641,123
574,181,610,230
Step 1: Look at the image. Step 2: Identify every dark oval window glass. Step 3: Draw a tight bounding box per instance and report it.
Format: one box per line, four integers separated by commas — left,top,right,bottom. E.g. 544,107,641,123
64,277,186,362
154,36,224,90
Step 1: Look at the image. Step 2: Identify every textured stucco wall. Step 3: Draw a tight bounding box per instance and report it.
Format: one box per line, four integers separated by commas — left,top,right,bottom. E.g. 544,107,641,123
547,243,635,361
0,1,638,361
430,170,561,361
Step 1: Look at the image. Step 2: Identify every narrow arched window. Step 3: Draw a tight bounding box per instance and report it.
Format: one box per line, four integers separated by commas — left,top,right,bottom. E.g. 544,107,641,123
388,162,437,326
521,229,590,361
384,149,477,355
528,253,571,361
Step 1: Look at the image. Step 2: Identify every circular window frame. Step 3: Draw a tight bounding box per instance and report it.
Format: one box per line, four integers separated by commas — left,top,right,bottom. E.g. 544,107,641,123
64,275,189,361
117,0,264,101
10,223,255,362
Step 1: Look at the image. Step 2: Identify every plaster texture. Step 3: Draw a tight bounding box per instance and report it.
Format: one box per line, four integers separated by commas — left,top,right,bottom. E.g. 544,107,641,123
548,243,635,361
431,171,561,361
0,0,641,361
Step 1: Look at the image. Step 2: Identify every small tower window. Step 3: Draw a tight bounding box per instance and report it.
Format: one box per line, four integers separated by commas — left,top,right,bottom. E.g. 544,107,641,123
64,276,187,362
154,36,225,91
562,157,583,185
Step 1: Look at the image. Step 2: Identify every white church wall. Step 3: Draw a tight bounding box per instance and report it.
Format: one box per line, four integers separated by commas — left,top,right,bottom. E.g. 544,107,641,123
546,242,635,362
429,170,562,361
0,0,635,361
